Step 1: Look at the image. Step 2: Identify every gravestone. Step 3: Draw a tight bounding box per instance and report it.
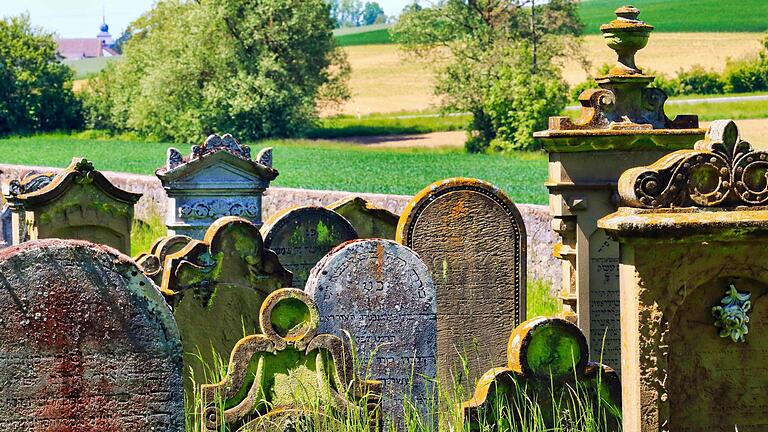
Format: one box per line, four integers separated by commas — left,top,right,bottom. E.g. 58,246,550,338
156,133,277,239
0,239,184,431
599,120,768,432
200,288,381,432
534,6,705,372
461,317,621,431
135,234,192,286
396,177,526,389
0,170,55,249
305,239,436,428
328,196,400,239
261,206,357,288
160,216,292,396
4,159,141,254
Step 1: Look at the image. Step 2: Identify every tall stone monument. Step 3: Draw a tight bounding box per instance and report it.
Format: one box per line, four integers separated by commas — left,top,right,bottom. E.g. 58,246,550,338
156,133,277,240
397,177,525,390
305,239,436,428
534,6,705,370
201,288,381,432
600,120,768,432
0,239,184,431
160,216,292,395
261,206,358,288
4,158,141,254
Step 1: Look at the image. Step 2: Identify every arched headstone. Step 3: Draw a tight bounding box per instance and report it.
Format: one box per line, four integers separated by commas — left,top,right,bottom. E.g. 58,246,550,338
397,178,526,390
0,239,184,431
305,239,436,428
262,206,357,288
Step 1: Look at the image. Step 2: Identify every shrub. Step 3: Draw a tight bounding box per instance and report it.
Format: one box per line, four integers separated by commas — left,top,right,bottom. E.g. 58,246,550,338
674,65,725,95
0,15,83,134
723,56,768,93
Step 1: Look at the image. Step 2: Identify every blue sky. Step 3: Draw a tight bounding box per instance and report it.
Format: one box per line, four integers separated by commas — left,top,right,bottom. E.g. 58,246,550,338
1,0,418,38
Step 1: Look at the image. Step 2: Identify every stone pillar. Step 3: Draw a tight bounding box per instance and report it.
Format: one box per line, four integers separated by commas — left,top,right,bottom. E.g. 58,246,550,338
156,133,277,239
600,120,768,432
534,6,704,371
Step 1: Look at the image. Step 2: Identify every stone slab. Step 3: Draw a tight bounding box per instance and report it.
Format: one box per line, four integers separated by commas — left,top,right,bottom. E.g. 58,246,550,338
305,239,436,428
397,178,526,390
262,206,358,288
0,239,184,431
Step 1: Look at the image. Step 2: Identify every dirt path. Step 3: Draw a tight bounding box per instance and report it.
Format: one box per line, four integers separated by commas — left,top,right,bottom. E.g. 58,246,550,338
330,119,768,149
335,130,466,148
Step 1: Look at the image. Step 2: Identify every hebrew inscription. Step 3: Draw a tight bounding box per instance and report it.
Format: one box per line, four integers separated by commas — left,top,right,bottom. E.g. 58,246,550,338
588,229,621,371
305,239,436,428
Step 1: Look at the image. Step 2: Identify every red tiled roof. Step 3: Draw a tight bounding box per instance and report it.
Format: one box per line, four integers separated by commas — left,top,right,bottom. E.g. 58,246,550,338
56,38,104,59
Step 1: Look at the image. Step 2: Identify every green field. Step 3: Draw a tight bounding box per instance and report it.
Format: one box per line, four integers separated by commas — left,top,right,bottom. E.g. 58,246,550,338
333,23,392,46
65,56,121,79
579,0,768,34
309,111,470,138
0,135,549,204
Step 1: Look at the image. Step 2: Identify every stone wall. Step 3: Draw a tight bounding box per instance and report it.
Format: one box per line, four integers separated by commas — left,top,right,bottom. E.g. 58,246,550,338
0,163,560,290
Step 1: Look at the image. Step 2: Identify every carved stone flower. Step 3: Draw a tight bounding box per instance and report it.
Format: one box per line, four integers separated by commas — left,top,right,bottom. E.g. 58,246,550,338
712,284,751,343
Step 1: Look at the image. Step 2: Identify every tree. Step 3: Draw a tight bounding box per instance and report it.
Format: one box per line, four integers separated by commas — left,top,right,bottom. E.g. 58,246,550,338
0,14,82,134
83,0,350,143
362,2,385,25
392,0,583,152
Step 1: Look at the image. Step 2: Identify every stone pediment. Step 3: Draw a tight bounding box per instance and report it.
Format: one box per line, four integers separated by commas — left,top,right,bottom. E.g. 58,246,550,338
156,134,278,185
160,157,273,189
7,158,141,208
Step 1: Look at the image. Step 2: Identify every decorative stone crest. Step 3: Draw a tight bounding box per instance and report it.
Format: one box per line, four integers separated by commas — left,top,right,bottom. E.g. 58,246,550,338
618,120,768,208
134,234,192,285
200,288,381,432
713,284,751,343
460,317,621,431
193,133,251,161
7,172,55,196
536,6,700,143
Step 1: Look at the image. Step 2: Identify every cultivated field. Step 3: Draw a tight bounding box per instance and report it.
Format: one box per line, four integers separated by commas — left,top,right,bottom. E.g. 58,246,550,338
337,33,765,115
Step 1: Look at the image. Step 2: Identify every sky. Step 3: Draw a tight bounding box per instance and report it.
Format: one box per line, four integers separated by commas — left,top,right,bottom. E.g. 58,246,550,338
0,0,419,38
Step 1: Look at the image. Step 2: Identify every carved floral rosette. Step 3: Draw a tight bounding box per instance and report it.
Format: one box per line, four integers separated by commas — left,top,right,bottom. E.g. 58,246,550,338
178,200,260,220
618,120,768,208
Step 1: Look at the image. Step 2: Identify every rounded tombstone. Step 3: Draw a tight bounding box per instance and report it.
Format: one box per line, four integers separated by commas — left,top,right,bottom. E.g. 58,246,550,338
397,177,527,390
305,238,436,428
0,239,184,432
262,206,358,288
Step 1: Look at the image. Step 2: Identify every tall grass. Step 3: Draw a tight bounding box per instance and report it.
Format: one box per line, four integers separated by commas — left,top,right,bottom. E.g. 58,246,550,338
131,213,167,256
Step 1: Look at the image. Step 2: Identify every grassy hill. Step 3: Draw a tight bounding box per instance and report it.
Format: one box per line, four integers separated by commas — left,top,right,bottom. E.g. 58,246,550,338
64,56,121,79
334,24,392,46
580,0,768,34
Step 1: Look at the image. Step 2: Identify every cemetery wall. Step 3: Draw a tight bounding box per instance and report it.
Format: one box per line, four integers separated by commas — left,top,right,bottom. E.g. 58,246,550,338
0,163,560,289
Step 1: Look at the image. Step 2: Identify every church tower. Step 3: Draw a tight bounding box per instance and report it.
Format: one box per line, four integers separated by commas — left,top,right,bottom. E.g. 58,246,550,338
96,13,113,47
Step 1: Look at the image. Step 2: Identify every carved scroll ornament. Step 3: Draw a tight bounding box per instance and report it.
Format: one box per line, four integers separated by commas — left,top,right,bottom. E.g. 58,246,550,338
618,120,768,208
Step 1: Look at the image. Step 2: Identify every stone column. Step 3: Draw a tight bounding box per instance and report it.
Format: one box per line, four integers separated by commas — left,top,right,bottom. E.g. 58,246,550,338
156,133,277,239
534,6,704,371
600,120,768,432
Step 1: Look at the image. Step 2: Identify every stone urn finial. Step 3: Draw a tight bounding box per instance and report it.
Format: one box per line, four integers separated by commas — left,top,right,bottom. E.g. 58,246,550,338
600,5,654,76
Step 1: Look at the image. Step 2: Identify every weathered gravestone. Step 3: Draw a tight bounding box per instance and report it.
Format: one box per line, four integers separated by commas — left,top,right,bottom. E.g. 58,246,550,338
396,178,526,390
599,120,768,432
160,216,292,396
135,234,192,286
200,288,381,432
4,158,141,254
534,5,705,372
261,206,357,288
0,170,55,249
461,317,621,431
156,133,277,240
0,239,184,431
328,196,400,239
305,239,436,428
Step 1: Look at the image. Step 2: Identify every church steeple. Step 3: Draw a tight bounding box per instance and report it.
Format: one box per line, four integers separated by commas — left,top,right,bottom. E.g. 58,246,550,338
96,9,113,47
